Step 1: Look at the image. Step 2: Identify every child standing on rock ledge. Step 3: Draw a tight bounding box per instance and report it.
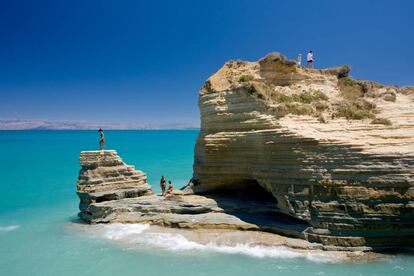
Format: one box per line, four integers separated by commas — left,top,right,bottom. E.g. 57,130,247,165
165,181,174,197
98,128,105,150
296,53,302,68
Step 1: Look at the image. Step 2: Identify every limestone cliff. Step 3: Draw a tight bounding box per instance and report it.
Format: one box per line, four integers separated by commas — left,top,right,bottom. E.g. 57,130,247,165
192,53,414,248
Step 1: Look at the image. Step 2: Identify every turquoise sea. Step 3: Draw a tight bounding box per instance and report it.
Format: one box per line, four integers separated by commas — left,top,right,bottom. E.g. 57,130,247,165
0,130,413,276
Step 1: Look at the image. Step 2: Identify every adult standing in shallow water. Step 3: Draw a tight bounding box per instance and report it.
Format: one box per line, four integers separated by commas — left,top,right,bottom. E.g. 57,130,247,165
160,176,167,196
98,128,105,150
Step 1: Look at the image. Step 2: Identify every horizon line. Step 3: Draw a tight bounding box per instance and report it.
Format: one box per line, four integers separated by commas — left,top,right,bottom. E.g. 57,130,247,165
0,118,200,131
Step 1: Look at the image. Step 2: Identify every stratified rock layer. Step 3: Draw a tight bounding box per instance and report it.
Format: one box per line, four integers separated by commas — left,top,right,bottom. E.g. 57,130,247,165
76,151,322,248
77,150,153,220
192,53,414,248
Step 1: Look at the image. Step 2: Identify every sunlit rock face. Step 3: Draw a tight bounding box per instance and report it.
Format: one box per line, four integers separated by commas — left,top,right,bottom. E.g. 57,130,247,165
76,150,153,221
192,52,414,247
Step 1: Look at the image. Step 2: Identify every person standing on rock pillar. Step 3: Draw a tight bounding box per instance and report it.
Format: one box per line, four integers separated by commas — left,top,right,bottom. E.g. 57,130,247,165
98,128,105,150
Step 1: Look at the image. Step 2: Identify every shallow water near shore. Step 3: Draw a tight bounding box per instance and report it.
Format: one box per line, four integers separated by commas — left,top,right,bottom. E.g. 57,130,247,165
0,130,413,276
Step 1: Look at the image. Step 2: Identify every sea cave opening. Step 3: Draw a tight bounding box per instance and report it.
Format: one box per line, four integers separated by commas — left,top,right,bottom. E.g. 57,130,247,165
199,178,309,233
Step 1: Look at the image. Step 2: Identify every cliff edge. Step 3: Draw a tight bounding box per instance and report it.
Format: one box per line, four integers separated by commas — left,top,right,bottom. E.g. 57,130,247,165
192,53,414,248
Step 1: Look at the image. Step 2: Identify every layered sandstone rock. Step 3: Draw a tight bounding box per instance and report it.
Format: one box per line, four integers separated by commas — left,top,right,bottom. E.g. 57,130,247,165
77,150,153,220
192,53,414,248
82,192,258,230
76,151,318,247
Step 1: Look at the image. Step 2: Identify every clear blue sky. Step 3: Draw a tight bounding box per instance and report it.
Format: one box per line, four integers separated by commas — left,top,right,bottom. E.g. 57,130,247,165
0,0,413,127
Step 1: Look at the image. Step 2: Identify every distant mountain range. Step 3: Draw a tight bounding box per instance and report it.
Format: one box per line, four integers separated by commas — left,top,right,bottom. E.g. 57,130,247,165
0,119,199,130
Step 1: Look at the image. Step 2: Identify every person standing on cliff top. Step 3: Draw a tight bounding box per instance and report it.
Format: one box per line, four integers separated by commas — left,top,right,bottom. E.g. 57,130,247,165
98,128,105,150
160,176,167,196
296,53,302,68
307,50,314,68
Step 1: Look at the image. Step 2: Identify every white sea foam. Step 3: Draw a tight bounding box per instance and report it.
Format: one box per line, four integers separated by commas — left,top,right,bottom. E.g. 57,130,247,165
99,223,341,263
102,223,149,240
0,224,20,233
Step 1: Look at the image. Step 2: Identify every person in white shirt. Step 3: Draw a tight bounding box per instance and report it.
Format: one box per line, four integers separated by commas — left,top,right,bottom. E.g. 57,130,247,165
307,50,314,68
296,54,302,68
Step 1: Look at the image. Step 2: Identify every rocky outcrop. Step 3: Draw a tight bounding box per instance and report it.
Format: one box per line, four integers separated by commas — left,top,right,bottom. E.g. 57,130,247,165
76,151,327,247
77,150,153,221
82,192,257,230
192,53,414,248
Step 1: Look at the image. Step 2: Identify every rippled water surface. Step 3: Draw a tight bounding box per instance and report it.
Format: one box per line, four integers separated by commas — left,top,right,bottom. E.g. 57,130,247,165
0,130,413,276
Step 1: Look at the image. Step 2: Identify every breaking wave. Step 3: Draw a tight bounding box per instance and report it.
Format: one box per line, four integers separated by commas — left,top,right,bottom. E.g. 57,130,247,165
99,223,342,263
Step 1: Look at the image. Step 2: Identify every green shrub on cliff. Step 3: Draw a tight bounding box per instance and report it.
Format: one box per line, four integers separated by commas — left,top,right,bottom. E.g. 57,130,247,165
271,90,328,104
239,75,252,82
270,90,329,117
277,103,315,116
339,77,358,86
338,77,364,100
295,90,328,103
334,77,383,121
339,77,386,101
285,102,315,115
333,99,376,120
312,90,329,101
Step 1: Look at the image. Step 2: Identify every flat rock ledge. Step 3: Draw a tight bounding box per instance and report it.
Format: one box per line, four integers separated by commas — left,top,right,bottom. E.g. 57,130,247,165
77,150,374,252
